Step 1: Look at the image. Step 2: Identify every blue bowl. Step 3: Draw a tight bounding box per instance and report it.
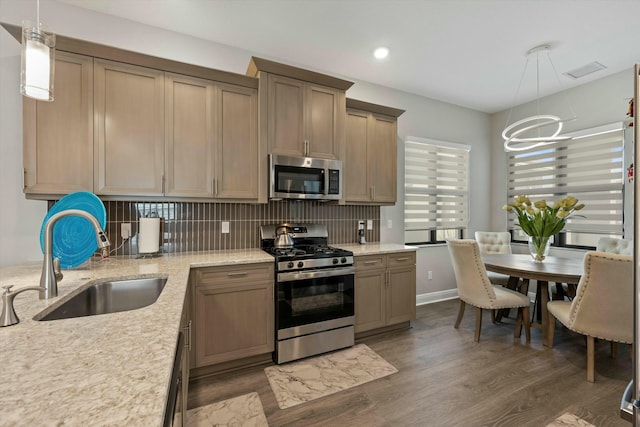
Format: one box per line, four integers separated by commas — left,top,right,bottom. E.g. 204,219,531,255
39,192,107,268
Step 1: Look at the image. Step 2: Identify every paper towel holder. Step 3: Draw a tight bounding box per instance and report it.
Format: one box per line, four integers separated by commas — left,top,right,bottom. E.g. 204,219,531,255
137,214,162,258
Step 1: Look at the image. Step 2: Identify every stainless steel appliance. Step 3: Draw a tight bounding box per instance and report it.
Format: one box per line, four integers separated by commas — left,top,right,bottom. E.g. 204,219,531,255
261,223,354,364
269,154,342,201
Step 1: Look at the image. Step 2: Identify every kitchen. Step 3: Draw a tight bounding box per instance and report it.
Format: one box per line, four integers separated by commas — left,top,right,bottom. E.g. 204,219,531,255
1,1,639,426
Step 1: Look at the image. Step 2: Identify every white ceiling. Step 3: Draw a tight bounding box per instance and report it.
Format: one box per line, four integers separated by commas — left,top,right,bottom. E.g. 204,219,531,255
55,0,640,113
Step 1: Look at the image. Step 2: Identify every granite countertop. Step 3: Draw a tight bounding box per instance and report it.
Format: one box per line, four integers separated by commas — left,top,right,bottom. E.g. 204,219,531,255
0,249,273,427
338,243,418,255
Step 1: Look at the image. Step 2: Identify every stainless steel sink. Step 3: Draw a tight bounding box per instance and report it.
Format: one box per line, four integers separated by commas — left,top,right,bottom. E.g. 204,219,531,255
36,276,168,321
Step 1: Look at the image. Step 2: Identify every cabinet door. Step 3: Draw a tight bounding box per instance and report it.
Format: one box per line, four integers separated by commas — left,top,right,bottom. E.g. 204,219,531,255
344,109,370,202
165,73,214,198
215,83,258,200
306,83,342,159
267,74,305,156
194,281,274,367
387,264,417,325
369,114,397,203
354,268,387,333
94,59,164,196
23,52,93,195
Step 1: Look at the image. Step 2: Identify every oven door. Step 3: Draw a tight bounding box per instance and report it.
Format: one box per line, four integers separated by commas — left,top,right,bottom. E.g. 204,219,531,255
276,266,354,334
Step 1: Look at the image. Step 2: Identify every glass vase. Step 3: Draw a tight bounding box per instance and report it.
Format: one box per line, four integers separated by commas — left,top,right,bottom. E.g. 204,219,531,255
528,236,551,262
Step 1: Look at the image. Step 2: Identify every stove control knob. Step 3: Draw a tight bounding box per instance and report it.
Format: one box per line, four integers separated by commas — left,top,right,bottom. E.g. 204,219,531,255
287,262,294,269
341,257,347,264
297,261,304,268
332,258,339,265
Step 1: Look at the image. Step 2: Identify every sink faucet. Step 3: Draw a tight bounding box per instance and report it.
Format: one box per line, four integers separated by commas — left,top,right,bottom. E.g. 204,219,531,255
40,209,110,300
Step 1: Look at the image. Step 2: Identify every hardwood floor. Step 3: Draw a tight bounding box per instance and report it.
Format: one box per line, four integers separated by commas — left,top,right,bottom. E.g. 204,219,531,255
188,299,632,426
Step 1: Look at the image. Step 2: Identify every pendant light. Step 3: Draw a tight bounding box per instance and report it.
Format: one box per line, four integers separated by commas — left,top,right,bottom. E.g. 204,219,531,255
20,0,55,102
502,45,575,152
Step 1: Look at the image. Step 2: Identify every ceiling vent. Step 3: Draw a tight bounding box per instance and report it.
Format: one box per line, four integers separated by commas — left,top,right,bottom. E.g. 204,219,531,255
563,61,607,79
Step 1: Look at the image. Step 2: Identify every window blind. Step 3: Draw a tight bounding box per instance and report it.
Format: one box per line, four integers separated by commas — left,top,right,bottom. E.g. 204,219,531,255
506,123,624,236
404,137,470,237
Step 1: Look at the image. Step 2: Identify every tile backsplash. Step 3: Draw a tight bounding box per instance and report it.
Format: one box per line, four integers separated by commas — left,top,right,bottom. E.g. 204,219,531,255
82,200,380,256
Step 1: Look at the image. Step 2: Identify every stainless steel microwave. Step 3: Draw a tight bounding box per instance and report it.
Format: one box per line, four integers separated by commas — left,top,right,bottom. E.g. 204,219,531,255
269,154,342,201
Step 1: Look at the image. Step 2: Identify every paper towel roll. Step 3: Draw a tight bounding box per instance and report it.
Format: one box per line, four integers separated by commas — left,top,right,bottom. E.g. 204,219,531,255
138,217,160,254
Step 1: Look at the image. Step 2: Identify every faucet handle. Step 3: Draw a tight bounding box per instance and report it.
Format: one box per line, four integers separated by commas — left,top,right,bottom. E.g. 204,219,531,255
53,258,63,282
2,285,13,295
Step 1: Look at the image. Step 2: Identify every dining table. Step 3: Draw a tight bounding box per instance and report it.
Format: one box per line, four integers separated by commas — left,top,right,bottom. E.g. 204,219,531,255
482,253,584,345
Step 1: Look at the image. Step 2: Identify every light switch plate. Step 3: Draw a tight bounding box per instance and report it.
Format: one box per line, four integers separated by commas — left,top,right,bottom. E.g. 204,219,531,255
221,221,230,234
367,220,373,230
387,219,393,229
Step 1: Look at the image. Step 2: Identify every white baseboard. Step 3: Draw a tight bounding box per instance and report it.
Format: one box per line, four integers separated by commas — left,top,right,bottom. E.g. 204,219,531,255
416,289,459,306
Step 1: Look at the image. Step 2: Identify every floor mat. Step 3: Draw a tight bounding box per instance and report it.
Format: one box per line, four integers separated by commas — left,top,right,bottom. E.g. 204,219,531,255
264,343,398,409
186,392,268,427
546,412,595,427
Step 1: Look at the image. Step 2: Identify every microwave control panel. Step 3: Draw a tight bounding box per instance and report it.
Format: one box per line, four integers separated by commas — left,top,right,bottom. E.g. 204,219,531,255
328,169,340,195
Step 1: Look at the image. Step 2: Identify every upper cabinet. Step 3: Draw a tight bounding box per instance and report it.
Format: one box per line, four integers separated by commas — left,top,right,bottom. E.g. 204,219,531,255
344,99,405,205
247,57,353,160
94,59,165,196
164,76,258,200
23,51,94,196
19,26,262,202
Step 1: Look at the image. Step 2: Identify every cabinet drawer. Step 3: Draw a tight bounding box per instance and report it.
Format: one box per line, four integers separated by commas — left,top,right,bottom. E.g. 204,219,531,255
195,263,274,286
355,255,386,269
387,251,416,267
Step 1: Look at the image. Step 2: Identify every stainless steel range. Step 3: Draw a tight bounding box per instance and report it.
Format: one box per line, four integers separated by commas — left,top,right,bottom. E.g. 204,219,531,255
260,223,355,364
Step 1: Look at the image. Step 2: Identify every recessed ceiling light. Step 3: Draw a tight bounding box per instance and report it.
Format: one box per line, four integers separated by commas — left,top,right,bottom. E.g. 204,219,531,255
373,47,389,59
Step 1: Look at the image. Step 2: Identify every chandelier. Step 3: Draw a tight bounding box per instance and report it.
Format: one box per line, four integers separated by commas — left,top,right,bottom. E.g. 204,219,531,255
502,45,576,152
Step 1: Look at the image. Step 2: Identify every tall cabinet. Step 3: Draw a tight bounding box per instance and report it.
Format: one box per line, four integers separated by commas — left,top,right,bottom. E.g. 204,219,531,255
344,99,405,204
247,56,353,161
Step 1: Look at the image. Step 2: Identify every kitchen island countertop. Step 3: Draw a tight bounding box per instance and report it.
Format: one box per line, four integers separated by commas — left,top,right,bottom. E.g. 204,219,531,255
0,249,273,427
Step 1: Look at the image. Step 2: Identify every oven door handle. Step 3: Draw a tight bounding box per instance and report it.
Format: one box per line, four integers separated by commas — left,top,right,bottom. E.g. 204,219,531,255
278,266,355,282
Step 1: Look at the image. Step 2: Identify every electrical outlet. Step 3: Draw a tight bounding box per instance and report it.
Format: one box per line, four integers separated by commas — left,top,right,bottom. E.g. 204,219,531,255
221,221,230,234
121,223,131,239
358,220,365,230
428,271,433,280
387,219,393,229
367,219,373,230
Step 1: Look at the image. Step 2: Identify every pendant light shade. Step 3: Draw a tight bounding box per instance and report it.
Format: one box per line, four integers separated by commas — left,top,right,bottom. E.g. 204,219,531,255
20,2,55,102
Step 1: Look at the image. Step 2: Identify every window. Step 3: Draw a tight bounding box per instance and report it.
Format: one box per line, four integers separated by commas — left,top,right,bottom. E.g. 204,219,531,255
404,136,470,244
506,123,624,248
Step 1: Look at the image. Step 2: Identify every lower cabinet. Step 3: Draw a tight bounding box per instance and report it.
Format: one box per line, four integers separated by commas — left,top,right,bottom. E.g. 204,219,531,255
354,251,416,334
192,262,274,367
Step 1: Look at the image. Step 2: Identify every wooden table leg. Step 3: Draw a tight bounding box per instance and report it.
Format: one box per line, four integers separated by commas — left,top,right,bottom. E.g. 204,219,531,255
540,281,550,346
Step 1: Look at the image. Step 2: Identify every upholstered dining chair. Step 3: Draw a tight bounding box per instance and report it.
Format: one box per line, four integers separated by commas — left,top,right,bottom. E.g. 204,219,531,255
474,231,512,286
447,239,531,343
596,237,633,255
547,251,633,382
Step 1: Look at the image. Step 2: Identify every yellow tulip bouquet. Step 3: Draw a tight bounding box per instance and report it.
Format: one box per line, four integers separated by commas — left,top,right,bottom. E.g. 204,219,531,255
502,195,585,261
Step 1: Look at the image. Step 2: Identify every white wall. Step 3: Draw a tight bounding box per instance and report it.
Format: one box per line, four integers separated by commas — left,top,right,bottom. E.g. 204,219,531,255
0,0,492,300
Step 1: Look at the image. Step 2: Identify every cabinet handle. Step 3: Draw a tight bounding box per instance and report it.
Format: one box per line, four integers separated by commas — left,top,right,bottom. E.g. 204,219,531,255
183,320,192,351
213,178,218,196
23,168,27,190
387,270,391,287
161,174,165,194
395,257,410,262
227,272,248,277
363,260,379,265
